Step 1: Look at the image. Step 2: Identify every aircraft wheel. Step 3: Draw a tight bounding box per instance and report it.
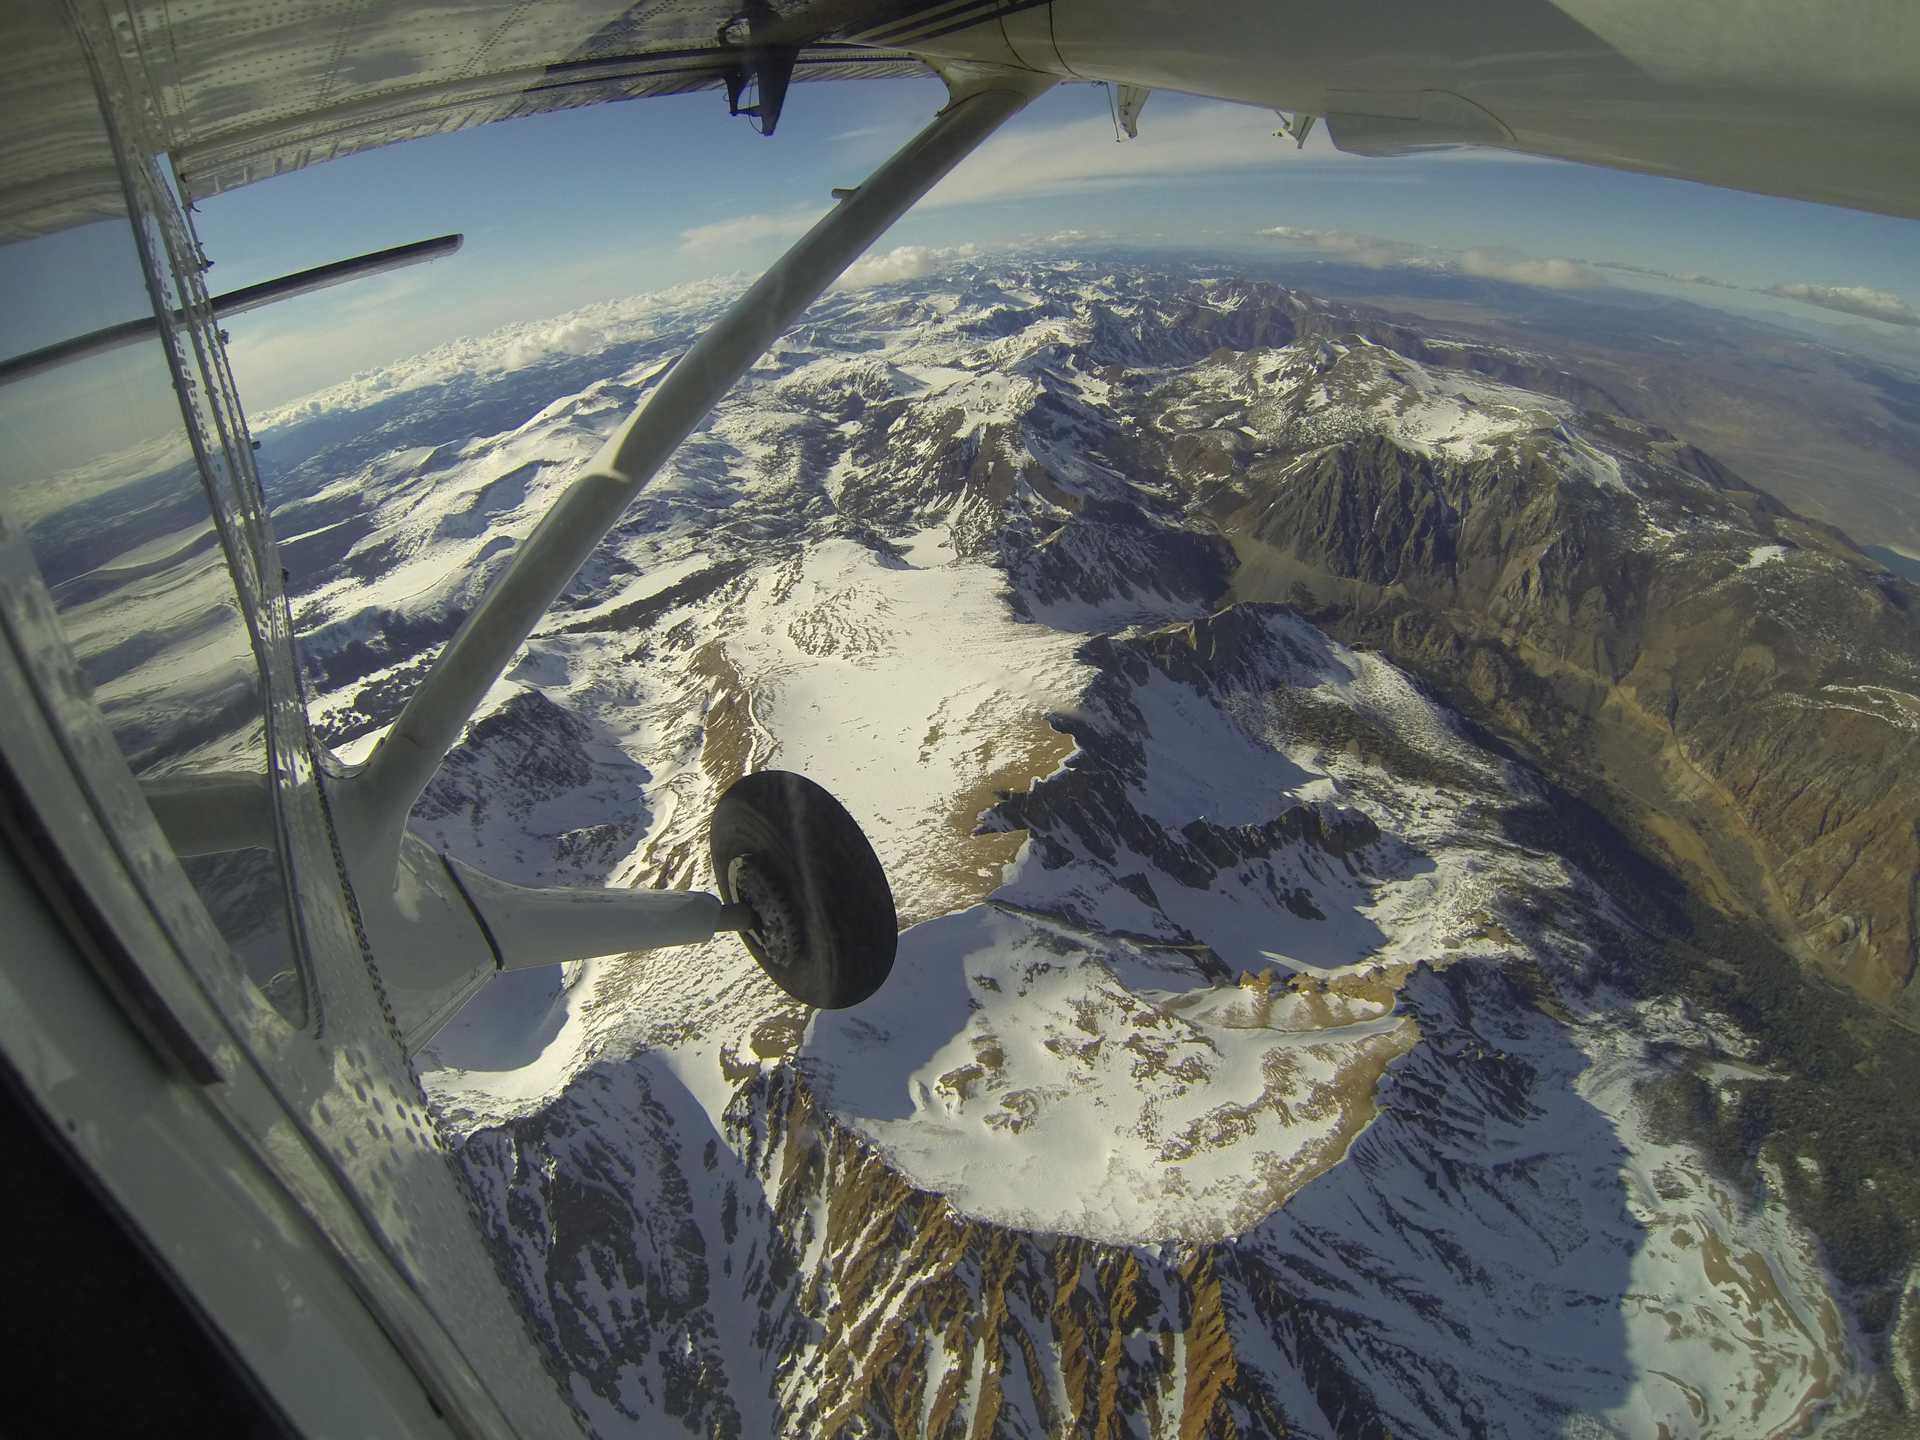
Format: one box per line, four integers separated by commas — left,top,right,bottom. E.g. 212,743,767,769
710,770,897,1009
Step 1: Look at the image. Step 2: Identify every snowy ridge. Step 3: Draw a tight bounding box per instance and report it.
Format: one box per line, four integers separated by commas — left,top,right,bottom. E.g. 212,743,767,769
259,259,1868,1436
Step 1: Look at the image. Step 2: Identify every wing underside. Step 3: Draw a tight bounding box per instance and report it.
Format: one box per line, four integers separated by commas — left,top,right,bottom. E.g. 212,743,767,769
5,0,1021,237
168,42,929,201
11,1,1918,239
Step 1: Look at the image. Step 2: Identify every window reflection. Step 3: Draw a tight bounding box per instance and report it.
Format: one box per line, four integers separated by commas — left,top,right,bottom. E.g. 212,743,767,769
0,188,308,1026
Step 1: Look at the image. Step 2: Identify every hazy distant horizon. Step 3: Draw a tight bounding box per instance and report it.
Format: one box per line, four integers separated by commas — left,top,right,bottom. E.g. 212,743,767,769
192,79,1920,412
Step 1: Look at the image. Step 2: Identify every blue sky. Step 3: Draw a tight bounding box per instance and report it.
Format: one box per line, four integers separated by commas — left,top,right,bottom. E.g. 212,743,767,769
197,78,1920,410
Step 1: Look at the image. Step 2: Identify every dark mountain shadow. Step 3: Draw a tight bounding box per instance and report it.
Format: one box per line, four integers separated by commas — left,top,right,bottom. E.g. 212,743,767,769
428,964,578,1072
456,1046,826,1437
1243,960,1644,1437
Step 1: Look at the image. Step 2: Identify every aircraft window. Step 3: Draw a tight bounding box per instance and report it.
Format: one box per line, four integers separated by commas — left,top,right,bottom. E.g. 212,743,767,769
0,201,309,1026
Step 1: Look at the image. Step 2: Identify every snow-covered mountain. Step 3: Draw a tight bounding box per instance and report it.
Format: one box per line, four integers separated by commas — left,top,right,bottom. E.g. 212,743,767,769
257,258,1919,1436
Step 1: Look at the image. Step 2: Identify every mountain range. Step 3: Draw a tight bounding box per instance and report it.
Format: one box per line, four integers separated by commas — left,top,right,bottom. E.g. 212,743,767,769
256,257,1920,1437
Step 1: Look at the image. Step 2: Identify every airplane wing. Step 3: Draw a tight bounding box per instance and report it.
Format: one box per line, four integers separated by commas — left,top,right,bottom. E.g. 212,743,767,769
1,0,965,238
150,0,941,202
9,0,1918,240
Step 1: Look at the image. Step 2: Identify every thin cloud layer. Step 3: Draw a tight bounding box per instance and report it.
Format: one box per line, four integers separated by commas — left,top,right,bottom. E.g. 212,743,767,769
1266,224,1920,331
834,243,979,290
670,99,1546,274
927,95,1541,210
678,209,817,254
1457,249,1601,288
1263,225,1427,269
1265,227,1600,289
1590,259,1741,291
248,278,744,428
1590,267,1916,327
1765,282,1920,327
674,104,1293,256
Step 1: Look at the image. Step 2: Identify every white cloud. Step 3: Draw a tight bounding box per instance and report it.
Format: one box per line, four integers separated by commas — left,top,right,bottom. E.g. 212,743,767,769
677,209,817,254
246,277,745,430
224,271,446,412
833,243,981,290
1764,282,1920,327
500,317,610,369
1457,249,1602,289
1261,226,1601,289
1263,225,1426,269
548,318,606,355
1584,264,1918,327
1266,223,1920,334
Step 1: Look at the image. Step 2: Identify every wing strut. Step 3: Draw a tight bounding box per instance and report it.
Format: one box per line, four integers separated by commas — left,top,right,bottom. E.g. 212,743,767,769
256,65,1058,1048
340,65,1052,860
0,234,463,387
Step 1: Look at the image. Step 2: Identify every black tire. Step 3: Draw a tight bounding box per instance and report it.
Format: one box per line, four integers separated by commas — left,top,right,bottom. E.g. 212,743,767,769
709,770,897,1009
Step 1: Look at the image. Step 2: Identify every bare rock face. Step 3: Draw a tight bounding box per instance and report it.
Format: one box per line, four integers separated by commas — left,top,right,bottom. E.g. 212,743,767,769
444,566,1860,1436
1175,338,1920,1016
461,946,1849,1439
461,1058,1301,1439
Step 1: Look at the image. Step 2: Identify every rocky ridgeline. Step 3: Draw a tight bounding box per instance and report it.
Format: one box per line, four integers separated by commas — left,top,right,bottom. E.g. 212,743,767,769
458,946,1830,1439
461,1054,1295,1439
442,570,1847,1436
731,268,1920,1018
268,260,1911,1432
1173,337,1920,1015
411,689,653,887
984,608,1385,939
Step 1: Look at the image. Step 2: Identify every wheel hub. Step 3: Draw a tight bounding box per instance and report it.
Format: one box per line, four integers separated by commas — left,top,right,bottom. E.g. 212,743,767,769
726,853,801,970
